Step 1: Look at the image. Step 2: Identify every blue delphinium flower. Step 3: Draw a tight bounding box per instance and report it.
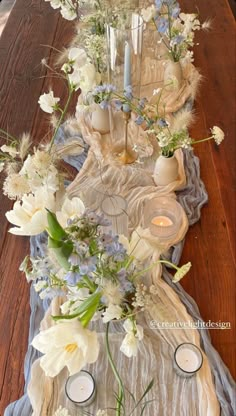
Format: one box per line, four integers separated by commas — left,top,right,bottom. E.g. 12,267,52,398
171,4,180,18
100,100,109,110
65,271,81,285
79,256,97,276
155,0,163,10
124,85,133,100
68,253,80,266
171,35,185,45
137,98,147,110
114,100,123,111
158,118,169,128
156,17,169,34
135,115,145,126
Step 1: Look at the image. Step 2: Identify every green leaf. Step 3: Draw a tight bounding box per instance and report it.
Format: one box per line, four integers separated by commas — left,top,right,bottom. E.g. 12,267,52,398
48,236,63,249
73,292,102,316
46,210,67,241
50,241,73,271
52,292,102,322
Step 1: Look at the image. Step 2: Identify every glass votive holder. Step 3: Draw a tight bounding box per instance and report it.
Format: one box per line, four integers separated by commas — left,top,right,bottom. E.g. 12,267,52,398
65,370,96,407
142,196,183,241
174,343,203,378
101,194,128,236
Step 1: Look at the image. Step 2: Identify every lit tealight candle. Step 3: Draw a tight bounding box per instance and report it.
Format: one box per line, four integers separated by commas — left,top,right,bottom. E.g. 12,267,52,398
65,370,96,407
174,343,203,378
151,215,173,227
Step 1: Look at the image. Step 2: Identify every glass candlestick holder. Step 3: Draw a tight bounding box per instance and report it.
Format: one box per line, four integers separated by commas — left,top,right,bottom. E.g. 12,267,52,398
101,194,128,237
106,9,143,164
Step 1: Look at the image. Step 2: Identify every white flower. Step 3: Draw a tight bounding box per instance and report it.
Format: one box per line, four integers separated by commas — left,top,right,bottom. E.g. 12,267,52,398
141,5,156,22
102,281,123,305
3,174,30,200
54,406,72,416
20,154,59,193
1,144,18,157
102,304,123,323
60,5,77,21
34,280,47,292
120,319,144,358
6,187,55,235
56,196,85,228
153,88,161,96
68,70,81,91
79,62,97,93
68,48,88,68
31,320,99,377
119,228,153,263
211,126,224,145
38,91,60,114
172,262,192,283
49,0,61,9
0,162,4,172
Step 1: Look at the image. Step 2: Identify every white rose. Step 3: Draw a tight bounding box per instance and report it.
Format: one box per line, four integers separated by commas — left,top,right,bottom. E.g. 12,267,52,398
38,91,60,114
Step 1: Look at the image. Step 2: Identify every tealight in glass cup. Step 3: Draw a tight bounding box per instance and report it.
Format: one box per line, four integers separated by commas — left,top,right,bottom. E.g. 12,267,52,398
65,370,96,407
143,196,183,241
174,343,203,378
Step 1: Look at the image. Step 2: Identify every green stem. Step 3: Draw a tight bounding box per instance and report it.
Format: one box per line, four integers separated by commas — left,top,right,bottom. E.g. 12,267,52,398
48,86,74,153
106,323,125,416
0,128,19,143
190,136,214,145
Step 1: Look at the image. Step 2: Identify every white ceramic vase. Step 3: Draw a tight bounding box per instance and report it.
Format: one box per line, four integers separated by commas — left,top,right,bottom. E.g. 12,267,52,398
163,60,183,91
91,104,110,134
153,153,179,186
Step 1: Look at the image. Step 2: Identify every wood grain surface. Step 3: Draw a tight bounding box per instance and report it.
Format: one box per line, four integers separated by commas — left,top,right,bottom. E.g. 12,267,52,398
0,0,235,414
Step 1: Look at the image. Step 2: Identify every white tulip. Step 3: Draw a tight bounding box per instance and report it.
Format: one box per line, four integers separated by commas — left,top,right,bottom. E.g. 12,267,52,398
56,196,85,228
32,320,99,377
38,91,60,114
6,187,55,235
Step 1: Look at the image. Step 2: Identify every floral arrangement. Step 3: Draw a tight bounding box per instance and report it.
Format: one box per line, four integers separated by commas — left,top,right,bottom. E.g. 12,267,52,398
141,0,211,64
0,1,225,415
91,84,225,158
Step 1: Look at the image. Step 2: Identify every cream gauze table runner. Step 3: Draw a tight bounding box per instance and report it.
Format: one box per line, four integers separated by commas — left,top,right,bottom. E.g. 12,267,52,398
25,54,222,416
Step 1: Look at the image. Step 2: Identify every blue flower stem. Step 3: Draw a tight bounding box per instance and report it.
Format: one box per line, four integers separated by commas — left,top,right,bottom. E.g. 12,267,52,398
105,322,124,416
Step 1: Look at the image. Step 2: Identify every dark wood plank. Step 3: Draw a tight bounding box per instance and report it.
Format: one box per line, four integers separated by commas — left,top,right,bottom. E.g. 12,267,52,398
179,0,236,378
0,1,75,413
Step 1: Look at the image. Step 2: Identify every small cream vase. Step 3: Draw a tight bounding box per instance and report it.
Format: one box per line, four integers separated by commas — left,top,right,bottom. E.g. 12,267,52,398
91,104,110,134
153,153,179,186
163,60,183,91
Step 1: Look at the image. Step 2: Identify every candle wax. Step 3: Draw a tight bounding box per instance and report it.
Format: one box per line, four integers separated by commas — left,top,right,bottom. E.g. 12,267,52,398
67,374,94,402
151,215,173,227
175,348,200,372
123,41,131,113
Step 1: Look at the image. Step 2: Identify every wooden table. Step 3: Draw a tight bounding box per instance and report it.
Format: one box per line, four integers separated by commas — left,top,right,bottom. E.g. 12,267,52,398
0,0,235,414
